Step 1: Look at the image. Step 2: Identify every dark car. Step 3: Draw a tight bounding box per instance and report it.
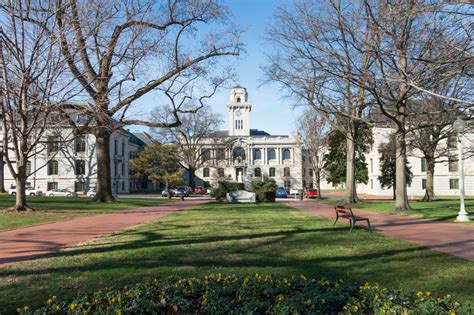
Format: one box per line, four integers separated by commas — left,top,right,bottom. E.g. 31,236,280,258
161,188,174,197
305,188,318,198
194,186,205,194
173,187,189,197
276,188,288,198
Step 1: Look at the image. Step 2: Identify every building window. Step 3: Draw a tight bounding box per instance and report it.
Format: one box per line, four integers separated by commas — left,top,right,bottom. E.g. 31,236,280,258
422,178,426,190
121,163,125,176
284,180,291,189
370,179,373,189
47,135,59,153
75,136,86,152
203,168,210,177
114,139,118,155
268,149,276,160
302,156,306,163
202,149,211,162
269,167,276,177
282,149,291,160
75,160,86,175
217,168,225,177
253,149,262,160
122,181,125,191
447,133,457,149
47,182,58,191
449,178,459,189
74,181,86,192
309,169,314,177
26,161,32,176
302,168,306,176
216,149,225,161
233,147,246,160
254,167,261,177
237,97,241,103
235,120,243,129
421,157,426,172
370,158,373,173
121,141,125,156
448,156,458,172
284,167,290,177
47,160,59,175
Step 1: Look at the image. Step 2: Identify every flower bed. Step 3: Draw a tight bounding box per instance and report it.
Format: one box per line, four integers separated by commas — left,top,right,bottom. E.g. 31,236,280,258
17,274,471,314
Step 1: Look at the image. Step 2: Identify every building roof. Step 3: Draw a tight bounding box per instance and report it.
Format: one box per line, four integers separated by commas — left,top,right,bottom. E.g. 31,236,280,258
208,129,290,138
132,132,159,146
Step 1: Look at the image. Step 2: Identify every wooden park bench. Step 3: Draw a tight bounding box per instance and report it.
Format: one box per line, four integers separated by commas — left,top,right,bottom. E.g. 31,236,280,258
333,205,372,232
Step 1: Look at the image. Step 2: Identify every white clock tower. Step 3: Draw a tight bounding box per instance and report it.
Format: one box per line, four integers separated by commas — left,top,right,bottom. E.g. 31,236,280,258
227,86,251,136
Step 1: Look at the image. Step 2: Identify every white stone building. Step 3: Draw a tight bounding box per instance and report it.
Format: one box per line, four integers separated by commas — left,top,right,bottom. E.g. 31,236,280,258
194,86,304,190
358,127,474,197
1,126,157,194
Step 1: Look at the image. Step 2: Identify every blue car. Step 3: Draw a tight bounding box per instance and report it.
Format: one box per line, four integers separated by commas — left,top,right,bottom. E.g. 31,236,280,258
276,188,288,198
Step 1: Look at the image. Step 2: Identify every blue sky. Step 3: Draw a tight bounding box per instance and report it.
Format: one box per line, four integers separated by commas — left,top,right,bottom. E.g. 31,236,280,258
129,0,304,136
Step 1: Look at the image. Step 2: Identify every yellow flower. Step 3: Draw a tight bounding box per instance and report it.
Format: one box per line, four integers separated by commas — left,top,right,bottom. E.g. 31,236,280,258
47,298,53,305
304,298,312,306
23,306,28,311
417,291,423,297
243,277,250,286
354,305,359,311
425,291,431,297
117,309,123,315
300,274,307,281
70,303,76,311
277,294,285,302
16,308,22,314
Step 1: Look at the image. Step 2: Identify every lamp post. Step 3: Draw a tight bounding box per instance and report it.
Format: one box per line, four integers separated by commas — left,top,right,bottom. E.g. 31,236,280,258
453,118,470,222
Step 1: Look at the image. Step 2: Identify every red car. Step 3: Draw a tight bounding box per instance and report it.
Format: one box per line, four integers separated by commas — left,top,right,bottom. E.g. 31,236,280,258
305,189,318,198
194,186,205,194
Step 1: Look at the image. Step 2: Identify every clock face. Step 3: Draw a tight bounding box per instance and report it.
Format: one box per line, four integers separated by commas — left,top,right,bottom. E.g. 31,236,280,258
235,109,242,117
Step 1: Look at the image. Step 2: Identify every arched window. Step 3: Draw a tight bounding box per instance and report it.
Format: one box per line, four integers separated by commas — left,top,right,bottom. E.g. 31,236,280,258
282,149,291,160
203,168,210,178
47,160,59,175
269,167,276,177
26,161,32,176
254,167,261,177
284,167,290,177
253,149,261,160
233,147,246,160
217,168,225,177
237,97,241,103
267,149,276,160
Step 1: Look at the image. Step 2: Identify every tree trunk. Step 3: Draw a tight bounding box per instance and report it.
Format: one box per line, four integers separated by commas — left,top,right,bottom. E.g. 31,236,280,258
344,134,358,204
94,132,115,202
422,157,436,201
315,162,322,199
166,181,172,199
395,129,410,210
188,166,196,189
14,165,29,211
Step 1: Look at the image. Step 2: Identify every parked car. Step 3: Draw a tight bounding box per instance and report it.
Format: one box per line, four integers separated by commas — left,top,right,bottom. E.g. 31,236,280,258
173,186,189,197
8,186,16,195
8,186,43,196
194,186,205,194
26,187,43,196
161,188,174,197
276,187,288,198
46,189,77,197
305,188,318,198
86,188,96,198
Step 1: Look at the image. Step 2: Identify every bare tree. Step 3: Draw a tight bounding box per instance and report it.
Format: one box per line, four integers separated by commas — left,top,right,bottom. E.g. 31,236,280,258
0,1,71,211
22,0,242,201
265,0,373,203
151,105,223,189
363,0,473,210
296,108,328,199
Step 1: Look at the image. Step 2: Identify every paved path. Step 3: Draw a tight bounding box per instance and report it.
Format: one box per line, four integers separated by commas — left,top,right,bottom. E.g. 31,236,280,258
280,200,474,262
0,199,207,267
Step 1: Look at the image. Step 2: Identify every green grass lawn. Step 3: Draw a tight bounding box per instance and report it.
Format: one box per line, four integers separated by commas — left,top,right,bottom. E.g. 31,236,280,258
318,198,474,223
0,195,171,231
0,202,472,313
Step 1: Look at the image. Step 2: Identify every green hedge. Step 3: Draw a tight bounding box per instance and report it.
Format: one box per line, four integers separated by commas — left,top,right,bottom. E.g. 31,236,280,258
210,181,245,201
17,274,471,314
250,180,278,203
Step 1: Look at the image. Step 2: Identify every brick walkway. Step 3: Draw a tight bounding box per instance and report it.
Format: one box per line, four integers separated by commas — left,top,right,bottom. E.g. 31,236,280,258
0,199,207,267
280,200,474,262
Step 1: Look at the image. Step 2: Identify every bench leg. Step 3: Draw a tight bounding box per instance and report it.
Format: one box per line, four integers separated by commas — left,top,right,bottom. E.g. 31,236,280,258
366,219,372,232
333,214,339,226
349,219,355,232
